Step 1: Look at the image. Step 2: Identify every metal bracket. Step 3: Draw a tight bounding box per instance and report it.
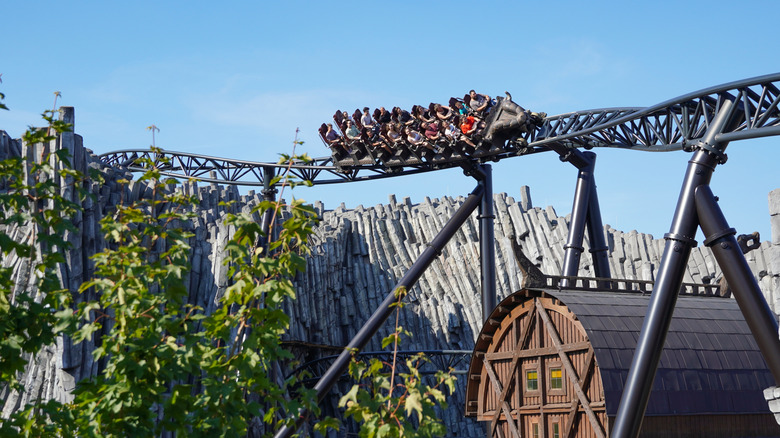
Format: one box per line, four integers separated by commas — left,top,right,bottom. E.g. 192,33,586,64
695,139,729,164
663,232,698,248
460,160,486,181
702,227,737,247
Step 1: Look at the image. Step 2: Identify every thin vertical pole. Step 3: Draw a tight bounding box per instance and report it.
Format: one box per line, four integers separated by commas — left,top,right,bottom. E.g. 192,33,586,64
261,167,277,232
259,166,278,252
479,163,496,321
612,98,738,438
560,152,595,287
696,185,780,382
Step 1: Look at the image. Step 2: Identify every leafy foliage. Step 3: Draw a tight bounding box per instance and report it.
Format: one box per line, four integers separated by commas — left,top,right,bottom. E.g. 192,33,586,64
58,153,324,437
0,92,454,437
0,98,327,436
338,288,456,438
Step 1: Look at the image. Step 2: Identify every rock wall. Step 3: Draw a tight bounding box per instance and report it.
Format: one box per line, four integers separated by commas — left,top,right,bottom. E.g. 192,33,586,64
1,112,779,436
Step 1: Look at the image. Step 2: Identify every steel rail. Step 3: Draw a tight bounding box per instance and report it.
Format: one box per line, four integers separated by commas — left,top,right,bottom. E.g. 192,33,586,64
98,73,780,187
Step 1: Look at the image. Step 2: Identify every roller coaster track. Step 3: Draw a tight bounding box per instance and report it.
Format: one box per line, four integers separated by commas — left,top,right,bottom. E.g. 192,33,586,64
99,73,780,186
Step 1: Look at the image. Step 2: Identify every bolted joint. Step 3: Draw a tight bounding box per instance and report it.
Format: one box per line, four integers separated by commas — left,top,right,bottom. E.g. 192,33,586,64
663,232,698,248
702,227,737,248
695,139,728,164
261,186,279,200
460,161,486,181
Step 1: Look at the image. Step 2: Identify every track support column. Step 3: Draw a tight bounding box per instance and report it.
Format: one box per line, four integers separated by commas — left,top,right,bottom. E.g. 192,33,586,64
696,185,780,382
261,166,278,240
558,150,610,287
479,163,497,321
612,97,739,438
560,152,595,287
586,180,611,283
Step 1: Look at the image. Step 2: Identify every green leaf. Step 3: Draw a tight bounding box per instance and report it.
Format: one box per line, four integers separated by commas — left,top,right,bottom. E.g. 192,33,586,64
338,385,360,408
404,391,423,420
313,417,340,434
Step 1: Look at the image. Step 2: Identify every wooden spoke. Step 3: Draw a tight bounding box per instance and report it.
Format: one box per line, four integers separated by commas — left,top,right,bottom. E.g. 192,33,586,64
535,299,605,438
483,358,523,438
563,348,596,438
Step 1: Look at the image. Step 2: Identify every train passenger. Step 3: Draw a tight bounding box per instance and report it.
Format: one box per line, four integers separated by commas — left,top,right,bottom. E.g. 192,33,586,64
468,90,491,114
344,120,361,140
422,122,441,141
405,126,424,145
412,105,435,124
376,106,392,124
392,107,414,127
460,115,478,137
361,107,375,130
406,127,439,155
371,129,394,156
446,121,476,149
444,121,461,140
385,123,403,144
324,123,341,144
453,100,468,116
433,103,453,121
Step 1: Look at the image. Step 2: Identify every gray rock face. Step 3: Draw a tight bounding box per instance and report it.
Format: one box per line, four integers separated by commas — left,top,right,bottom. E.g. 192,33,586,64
2,113,779,436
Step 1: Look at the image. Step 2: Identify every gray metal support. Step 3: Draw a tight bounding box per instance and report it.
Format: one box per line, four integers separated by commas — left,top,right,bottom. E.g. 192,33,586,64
586,179,611,282
274,182,486,438
696,185,780,383
560,151,595,287
257,166,278,252
612,98,739,438
479,164,496,321
262,166,278,231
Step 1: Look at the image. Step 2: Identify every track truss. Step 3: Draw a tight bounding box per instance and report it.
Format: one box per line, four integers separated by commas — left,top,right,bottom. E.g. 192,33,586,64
99,73,780,186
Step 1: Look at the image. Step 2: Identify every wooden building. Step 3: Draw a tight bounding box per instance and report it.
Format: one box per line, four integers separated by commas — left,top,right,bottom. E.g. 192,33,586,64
465,287,779,438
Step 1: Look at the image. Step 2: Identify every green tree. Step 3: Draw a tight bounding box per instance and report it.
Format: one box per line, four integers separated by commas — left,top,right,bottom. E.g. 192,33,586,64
0,91,454,437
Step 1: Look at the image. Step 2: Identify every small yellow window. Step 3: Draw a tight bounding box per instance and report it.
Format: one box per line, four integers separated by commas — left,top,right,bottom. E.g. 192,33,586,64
526,370,538,391
550,368,563,390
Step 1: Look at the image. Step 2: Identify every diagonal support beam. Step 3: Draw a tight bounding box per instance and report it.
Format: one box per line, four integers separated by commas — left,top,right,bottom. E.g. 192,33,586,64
612,97,741,438
696,185,780,381
275,181,486,438
585,177,611,283
536,300,605,438
483,358,523,438
487,310,535,434
564,348,595,438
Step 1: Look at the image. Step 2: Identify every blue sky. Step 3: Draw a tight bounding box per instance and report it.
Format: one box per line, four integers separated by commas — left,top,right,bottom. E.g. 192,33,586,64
3,1,779,242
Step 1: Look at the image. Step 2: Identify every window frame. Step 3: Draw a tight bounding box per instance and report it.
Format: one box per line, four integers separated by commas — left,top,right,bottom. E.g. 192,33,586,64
547,361,566,396
523,363,540,394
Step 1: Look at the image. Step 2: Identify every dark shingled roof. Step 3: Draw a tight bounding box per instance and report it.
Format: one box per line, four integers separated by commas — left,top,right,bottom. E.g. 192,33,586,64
549,289,774,416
